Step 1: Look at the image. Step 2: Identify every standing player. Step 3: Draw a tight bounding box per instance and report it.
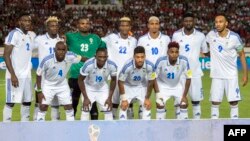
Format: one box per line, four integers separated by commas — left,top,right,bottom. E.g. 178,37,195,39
103,17,137,119
155,42,192,120
137,16,170,118
3,13,36,122
33,16,64,120
66,17,106,119
36,41,82,121
172,12,209,119
78,48,117,120
118,46,155,120
206,14,248,119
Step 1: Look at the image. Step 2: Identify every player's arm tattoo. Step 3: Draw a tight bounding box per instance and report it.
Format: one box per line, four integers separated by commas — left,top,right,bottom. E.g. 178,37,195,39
145,80,154,99
109,76,117,98
78,75,89,99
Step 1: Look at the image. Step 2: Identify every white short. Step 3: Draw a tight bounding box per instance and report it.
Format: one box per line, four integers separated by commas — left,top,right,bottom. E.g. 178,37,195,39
42,85,72,105
123,85,147,104
157,83,184,105
210,78,241,102
112,84,120,104
182,77,204,101
6,78,32,103
34,83,59,106
83,86,110,111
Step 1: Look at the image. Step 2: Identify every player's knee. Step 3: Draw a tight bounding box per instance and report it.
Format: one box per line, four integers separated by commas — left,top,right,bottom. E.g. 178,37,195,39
192,101,200,105
229,101,238,106
51,105,59,109
156,98,165,108
212,101,220,105
22,102,31,106
180,104,188,109
64,104,73,110
6,103,15,107
39,104,48,111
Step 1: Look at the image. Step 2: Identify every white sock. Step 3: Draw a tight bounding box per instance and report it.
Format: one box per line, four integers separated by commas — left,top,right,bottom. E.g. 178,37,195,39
3,105,13,122
142,107,151,120
175,106,180,119
230,104,238,119
51,106,60,121
112,108,118,119
37,110,46,121
127,107,134,119
33,104,39,121
211,104,219,119
180,108,188,119
119,109,127,120
138,105,143,119
65,109,74,121
156,108,166,120
21,105,30,121
192,103,201,119
104,111,113,120
81,111,90,120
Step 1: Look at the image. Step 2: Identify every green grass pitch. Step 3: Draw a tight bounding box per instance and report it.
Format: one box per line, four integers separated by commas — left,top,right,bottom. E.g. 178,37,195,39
0,70,249,121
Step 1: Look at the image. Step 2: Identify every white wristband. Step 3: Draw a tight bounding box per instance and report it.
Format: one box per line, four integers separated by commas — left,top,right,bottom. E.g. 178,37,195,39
120,94,127,101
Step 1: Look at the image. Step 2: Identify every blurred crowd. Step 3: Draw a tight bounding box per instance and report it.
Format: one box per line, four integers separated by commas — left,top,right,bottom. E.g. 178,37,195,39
0,0,250,46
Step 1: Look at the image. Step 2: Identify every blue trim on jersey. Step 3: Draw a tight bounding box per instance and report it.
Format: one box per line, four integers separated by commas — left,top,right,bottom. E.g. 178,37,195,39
179,55,190,69
155,56,167,69
145,59,154,70
107,60,117,69
81,59,95,73
230,31,243,44
66,52,77,57
7,30,17,43
40,54,54,68
121,60,133,73
7,79,11,103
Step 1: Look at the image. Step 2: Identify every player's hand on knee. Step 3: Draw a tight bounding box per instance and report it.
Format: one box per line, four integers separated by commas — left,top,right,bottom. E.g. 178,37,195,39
180,96,188,108
144,98,151,110
121,100,128,111
37,92,46,104
105,97,112,111
83,98,91,111
11,74,19,87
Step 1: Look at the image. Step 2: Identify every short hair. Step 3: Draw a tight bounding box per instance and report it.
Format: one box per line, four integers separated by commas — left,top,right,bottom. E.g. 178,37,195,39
134,46,145,55
55,41,66,48
168,42,180,50
78,16,90,22
18,12,31,20
148,16,159,22
45,16,60,26
120,16,131,22
183,12,194,19
215,13,228,21
96,47,107,54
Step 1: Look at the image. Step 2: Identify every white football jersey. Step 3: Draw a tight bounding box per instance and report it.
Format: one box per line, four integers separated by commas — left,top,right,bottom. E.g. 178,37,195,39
4,28,36,78
172,28,208,77
155,55,192,88
206,29,243,79
34,33,64,65
104,33,137,73
137,32,170,64
119,58,155,87
80,57,117,90
37,52,81,87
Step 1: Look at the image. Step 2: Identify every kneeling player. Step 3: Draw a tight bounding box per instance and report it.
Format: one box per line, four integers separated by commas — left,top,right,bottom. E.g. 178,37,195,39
36,41,83,121
118,46,155,120
155,42,192,119
78,48,117,120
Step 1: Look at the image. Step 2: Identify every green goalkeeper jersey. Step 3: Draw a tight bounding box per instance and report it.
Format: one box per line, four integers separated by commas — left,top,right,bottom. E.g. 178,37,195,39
66,32,106,78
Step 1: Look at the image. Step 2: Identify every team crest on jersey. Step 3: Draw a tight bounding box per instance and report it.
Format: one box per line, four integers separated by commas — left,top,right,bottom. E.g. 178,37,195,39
180,40,183,42
115,41,118,44
164,68,168,71
146,44,150,46
45,42,48,45
213,39,216,42
89,38,93,44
